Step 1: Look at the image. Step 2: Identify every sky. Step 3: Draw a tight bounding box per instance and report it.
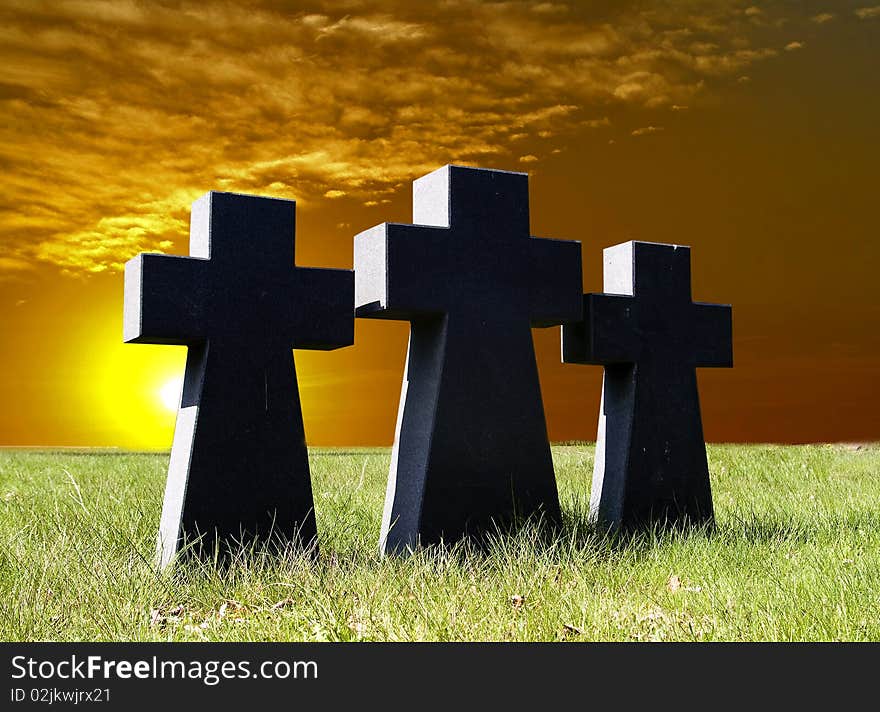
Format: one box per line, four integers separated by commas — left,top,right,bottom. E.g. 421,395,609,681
0,0,878,448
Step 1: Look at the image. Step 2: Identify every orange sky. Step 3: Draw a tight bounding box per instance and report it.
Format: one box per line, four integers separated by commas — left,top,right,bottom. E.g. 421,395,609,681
1,0,878,448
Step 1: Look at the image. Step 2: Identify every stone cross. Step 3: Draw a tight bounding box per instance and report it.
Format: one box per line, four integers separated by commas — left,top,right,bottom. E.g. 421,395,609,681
124,191,353,568
562,241,732,531
355,165,582,553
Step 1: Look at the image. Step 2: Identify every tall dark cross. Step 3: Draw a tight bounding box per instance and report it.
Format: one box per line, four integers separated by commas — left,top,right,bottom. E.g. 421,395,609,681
562,241,732,531
355,165,582,554
124,192,353,568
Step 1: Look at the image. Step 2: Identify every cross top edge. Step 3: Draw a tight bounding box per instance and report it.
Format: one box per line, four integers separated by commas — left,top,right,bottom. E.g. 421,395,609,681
190,191,297,261
196,190,297,205
602,241,694,296
602,239,692,254
433,164,530,178
413,164,530,229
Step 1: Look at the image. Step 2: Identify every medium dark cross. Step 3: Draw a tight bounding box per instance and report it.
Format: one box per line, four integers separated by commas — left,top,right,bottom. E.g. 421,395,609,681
124,192,353,568
355,165,582,553
562,241,732,531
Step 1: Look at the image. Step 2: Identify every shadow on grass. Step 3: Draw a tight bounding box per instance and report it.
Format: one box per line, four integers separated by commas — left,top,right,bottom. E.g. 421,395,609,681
34,495,877,585
717,508,880,545
370,500,880,571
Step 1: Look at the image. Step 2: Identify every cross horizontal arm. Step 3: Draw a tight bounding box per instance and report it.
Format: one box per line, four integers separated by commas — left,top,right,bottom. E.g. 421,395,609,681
691,302,733,367
123,253,209,345
562,293,639,365
284,267,354,350
354,222,449,320
528,236,582,327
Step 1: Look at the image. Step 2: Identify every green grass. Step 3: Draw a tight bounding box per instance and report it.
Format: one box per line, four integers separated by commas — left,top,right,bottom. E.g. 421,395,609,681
1,444,878,641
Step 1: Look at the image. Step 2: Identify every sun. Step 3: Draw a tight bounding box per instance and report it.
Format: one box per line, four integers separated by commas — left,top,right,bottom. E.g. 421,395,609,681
158,376,184,413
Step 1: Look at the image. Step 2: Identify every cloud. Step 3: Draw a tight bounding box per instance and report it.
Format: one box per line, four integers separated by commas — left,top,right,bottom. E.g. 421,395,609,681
0,257,36,272
311,14,427,43
811,13,835,24
518,155,539,163
631,126,664,136
855,6,880,19
0,0,837,274
0,256,37,284
785,41,805,51
530,2,569,15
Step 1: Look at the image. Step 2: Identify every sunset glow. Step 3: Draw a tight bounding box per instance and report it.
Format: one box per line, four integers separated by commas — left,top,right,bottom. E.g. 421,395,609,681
158,377,183,414
1,0,878,447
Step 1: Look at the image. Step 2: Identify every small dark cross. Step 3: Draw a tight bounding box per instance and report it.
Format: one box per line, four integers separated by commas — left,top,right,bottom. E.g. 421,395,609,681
355,165,582,553
562,241,732,531
124,192,353,568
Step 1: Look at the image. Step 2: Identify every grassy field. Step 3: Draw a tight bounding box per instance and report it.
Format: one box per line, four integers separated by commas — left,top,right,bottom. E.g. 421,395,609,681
0,444,878,642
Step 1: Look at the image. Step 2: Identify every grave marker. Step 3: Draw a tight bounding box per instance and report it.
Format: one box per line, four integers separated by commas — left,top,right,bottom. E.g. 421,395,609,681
562,241,732,530
355,165,582,553
124,191,353,568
